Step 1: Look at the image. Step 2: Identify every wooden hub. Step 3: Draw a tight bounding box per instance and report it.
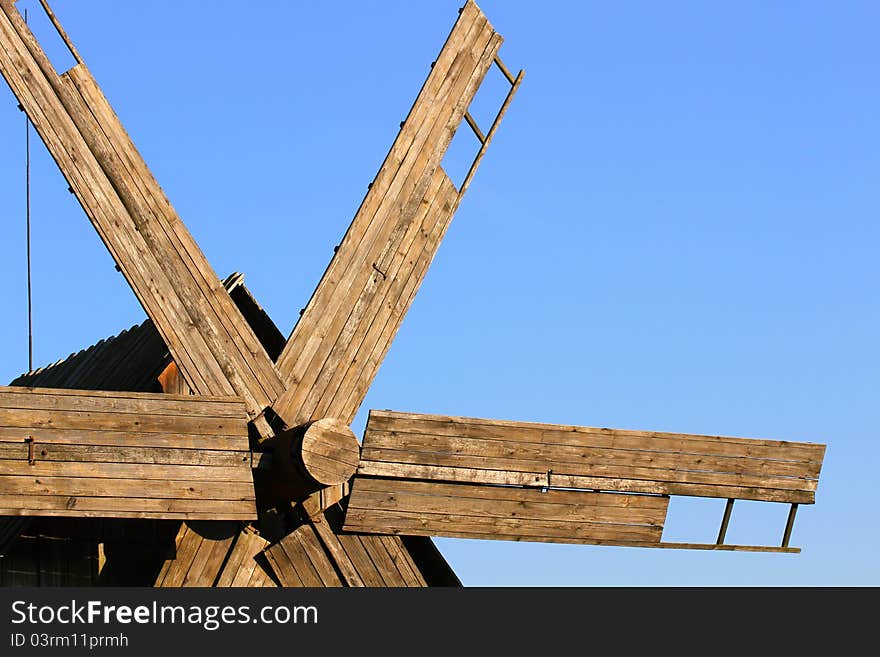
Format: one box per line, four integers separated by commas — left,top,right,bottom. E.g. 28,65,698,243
297,418,360,486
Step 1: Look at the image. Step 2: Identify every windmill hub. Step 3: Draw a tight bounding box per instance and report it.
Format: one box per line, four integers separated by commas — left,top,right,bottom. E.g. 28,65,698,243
296,418,360,487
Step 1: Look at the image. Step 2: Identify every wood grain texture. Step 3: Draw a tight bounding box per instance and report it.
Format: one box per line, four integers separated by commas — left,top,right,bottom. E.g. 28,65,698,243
155,522,241,587
264,523,343,587
215,527,277,588
0,387,255,519
271,0,510,428
358,410,825,504
345,477,667,545
300,418,360,486
0,3,283,419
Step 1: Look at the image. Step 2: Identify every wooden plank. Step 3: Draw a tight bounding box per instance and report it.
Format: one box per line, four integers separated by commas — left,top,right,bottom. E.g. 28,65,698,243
358,410,825,503
349,480,668,524
0,477,254,500
345,478,667,545
356,460,816,504
293,525,344,587
0,3,283,419
329,170,460,423
264,524,342,587
155,524,199,587
0,443,249,468
216,529,265,587
271,1,510,429
357,534,412,587
379,536,427,587
155,522,241,587
335,532,387,587
345,509,663,544
0,460,253,483
310,516,365,587
364,429,823,479
359,446,817,493
263,537,303,587
0,385,247,416
368,410,826,463
0,426,249,451
0,387,255,519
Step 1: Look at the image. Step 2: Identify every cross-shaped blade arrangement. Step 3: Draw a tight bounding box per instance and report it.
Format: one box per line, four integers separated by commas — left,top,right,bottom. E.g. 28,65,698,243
0,1,825,588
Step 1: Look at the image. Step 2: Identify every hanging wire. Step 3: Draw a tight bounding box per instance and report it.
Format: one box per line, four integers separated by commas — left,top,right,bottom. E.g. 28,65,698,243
24,8,33,372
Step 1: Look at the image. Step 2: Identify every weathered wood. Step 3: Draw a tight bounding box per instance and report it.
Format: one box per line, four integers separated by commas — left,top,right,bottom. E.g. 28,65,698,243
271,0,514,430
0,2,283,419
215,527,276,588
356,461,816,504
345,477,667,545
299,418,360,486
0,387,255,519
264,523,343,588
310,516,365,587
358,410,825,504
155,522,242,587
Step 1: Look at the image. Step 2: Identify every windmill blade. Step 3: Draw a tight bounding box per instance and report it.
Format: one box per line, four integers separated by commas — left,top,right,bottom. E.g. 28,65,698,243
263,505,428,588
0,1,283,418
344,410,826,552
0,386,255,520
270,0,523,428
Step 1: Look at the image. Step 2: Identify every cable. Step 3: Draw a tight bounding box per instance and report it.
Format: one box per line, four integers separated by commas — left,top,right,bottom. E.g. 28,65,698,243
24,8,33,372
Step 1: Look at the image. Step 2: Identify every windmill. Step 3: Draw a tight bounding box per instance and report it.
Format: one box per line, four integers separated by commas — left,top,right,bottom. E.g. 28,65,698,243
0,0,825,587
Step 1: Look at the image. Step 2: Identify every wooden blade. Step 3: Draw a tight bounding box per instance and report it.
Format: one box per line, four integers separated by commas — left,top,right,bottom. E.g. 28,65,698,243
0,1,283,417
263,504,428,588
270,0,522,428
0,386,255,520
344,410,826,550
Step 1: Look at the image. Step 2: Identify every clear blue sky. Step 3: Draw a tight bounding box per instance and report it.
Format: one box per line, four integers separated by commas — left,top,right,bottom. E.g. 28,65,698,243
0,1,877,585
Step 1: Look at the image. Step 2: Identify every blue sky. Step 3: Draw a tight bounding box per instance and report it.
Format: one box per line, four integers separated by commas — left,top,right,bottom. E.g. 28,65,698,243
0,1,877,585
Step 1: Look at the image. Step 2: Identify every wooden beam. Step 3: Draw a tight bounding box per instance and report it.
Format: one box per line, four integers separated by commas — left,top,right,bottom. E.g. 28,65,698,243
358,410,825,504
0,386,255,520
270,0,518,428
0,1,283,419
215,526,277,587
155,522,241,587
345,477,668,545
264,523,343,587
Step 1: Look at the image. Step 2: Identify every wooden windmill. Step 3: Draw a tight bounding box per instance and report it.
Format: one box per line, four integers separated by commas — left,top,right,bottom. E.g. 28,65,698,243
0,1,825,587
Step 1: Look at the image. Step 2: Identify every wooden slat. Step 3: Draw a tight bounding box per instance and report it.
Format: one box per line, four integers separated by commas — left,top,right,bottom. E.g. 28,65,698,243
368,410,825,463
345,477,667,545
155,522,242,587
215,528,276,587
0,385,247,416
264,524,343,587
380,536,427,587
358,410,825,503
0,443,249,468
0,387,255,519
357,461,816,505
0,2,283,419
310,516,365,587
271,0,513,428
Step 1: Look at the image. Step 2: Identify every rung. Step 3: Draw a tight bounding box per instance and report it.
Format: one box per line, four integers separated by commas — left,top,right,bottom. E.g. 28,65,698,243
716,498,735,545
458,68,525,198
782,503,799,548
494,55,516,85
464,111,486,143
